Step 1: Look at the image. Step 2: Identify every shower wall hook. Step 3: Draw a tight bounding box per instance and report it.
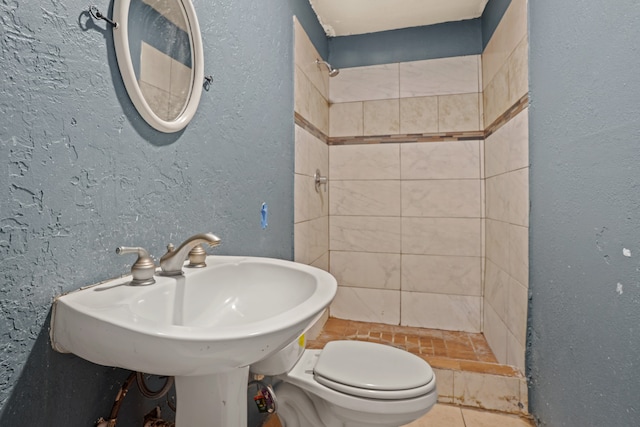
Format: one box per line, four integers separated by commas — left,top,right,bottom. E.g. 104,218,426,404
89,5,119,28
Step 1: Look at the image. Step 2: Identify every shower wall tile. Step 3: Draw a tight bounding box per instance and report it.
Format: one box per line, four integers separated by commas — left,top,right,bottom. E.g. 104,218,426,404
483,62,510,128
330,251,401,290
330,144,400,180
482,0,528,90
401,292,481,332
308,216,329,262
295,174,328,222
506,329,525,373
482,0,529,366
485,121,511,178
294,66,329,135
310,252,329,272
329,63,399,103
509,109,529,171
485,109,529,175
293,17,328,99
402,218,481,257
508,168,529,227
363,99,400,135
400,141,481,180
293,221,309,264
401,180,481,218
509,224,529,288
294,174,308,223
479,92,485,126
479,138,486,180
438,93,482,132
329,180,400,217
309,175,329,219
294,124,310,175
308,132,329,175
399,96,439,134
399,55,480,97
330,287,400,325
293,17,329,282
401,255,482,296
483,302,508,364
481,218,486,261
295,126,328,222
485,259,509,320
506,277,528,347
330,216,401,253
485,219,510,272
485,174,509,222
329,102,363,137
508,36,529,107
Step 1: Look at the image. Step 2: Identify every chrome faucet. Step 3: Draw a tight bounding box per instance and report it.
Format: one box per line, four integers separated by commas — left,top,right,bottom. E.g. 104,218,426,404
159,233,221,276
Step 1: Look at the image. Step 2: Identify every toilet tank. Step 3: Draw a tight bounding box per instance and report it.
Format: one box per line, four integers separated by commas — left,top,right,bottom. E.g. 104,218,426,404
250,334,306,375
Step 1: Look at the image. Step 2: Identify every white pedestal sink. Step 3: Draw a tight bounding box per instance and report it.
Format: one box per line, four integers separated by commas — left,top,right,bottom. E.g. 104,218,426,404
50,256,337,426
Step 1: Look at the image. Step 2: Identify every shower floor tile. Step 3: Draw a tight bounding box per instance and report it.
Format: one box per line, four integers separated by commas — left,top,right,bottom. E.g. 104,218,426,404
307,318,521,377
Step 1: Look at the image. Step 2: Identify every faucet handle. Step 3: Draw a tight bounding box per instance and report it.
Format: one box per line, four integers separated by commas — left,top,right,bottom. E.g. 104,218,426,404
187,244,207,268
116,247,156,286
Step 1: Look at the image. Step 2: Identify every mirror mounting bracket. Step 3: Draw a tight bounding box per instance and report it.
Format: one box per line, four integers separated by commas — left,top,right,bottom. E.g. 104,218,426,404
89,5,119,28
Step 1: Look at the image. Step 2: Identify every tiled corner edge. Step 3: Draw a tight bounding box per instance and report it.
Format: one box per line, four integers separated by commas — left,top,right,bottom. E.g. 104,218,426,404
433,368,455,404
451,370,528,415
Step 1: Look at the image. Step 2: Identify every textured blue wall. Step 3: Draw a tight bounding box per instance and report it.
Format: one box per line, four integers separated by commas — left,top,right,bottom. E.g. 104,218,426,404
480,0,511,48
0,0,324,424
328,19,483,69
528,0,640,425
326,0,511,69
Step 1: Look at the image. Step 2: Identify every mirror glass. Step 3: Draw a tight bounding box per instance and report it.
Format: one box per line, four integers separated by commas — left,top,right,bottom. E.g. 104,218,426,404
113,0,204,132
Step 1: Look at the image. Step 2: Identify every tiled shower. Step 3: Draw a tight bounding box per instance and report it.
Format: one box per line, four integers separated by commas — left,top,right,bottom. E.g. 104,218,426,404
294,0,528,373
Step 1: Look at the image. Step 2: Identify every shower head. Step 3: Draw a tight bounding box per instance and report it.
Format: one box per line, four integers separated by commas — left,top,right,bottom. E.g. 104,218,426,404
315,59,340,77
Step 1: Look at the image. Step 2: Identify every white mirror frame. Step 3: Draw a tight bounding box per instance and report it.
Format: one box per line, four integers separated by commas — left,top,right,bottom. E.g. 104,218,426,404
112,0,204,133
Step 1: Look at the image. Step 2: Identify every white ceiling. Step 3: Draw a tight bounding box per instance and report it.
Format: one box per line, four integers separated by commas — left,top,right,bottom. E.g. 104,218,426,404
309,0,490,37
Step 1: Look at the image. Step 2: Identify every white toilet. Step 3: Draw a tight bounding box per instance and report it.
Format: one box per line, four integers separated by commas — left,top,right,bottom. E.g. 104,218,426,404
250,336,437,427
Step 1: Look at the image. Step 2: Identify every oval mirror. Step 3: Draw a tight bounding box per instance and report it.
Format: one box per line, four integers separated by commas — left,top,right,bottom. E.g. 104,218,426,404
113,0,204,133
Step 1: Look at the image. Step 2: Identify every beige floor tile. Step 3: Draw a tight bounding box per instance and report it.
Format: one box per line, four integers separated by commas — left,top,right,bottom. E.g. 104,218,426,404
402,404,465,427
461,407,534,427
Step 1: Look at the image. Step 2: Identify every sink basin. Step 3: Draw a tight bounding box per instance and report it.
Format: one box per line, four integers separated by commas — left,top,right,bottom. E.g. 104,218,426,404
51,256,337,426
52,256,337,375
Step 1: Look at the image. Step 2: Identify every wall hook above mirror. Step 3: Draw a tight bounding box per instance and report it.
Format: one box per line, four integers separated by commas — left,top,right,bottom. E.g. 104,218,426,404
89,5,119,28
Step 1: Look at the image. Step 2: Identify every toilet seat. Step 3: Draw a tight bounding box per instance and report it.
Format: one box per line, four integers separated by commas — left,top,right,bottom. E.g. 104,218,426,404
274,343,438,423
313,341,434,400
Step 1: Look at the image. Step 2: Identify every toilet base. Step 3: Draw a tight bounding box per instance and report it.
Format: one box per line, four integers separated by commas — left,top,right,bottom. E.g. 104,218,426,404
274,382,436,427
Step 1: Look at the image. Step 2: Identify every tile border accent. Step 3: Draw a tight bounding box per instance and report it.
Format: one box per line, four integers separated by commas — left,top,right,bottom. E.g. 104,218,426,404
484,94,529,139
295,111,329,144
329,131,485,145
294,94,529,146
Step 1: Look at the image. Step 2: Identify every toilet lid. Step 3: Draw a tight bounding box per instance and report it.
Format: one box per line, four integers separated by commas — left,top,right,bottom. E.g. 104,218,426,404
313,341,434,400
